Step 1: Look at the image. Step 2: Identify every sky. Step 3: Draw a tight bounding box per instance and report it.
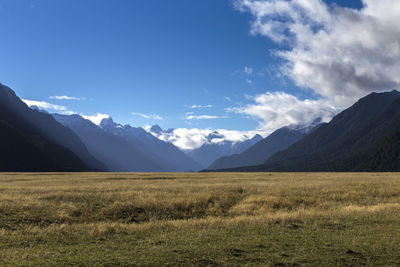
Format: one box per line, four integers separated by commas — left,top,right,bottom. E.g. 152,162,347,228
3,0,400,149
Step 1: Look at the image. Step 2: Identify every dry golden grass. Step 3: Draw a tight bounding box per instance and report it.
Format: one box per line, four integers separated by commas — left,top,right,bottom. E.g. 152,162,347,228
1,172,400,266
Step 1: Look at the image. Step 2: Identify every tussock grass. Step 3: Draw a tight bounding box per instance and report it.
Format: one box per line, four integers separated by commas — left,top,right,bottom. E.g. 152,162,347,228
1,172,400,265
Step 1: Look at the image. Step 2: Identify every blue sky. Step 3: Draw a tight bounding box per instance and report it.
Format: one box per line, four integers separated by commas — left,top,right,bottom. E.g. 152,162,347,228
0,0,369,133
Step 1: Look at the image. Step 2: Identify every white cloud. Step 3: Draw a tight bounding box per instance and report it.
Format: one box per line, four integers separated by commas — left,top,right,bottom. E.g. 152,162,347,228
82,113,111,125
22,99,74,114
188,104,214,109
132,112,163,120
217,129,261,142
227,91,338,134
244,66,254,75
245,78,253,84
159,128,211,150
49,95,83,101
152,127,259,150
185,114,229,120
235,0,400,109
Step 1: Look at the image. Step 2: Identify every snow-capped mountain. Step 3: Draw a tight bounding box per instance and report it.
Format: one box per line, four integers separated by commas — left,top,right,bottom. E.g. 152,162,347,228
149,125,263,167
208,122,320,170
53,114,169,172
99,118,202,171
53,114,202,171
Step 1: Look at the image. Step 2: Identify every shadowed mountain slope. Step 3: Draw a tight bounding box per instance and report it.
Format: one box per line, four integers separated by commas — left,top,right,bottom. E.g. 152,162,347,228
184,134,263,167
53,114,172,172
231,90,400,172
0,83,99,171
148,126,263,168
100,118,202,171
208,124,316,170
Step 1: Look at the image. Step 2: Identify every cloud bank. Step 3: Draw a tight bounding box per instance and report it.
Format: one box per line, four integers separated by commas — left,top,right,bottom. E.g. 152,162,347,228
152,127,259,150
228,91,337,133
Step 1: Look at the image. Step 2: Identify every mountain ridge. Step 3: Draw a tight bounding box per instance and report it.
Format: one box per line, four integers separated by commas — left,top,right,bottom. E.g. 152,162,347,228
226,90,400,172
207,123,318,170
148,126,263,167
53,114,202,171
99,118,203,171
0,83,101,171
53,114,170,172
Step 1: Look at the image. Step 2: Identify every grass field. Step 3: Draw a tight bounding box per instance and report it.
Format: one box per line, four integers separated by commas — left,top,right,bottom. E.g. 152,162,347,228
1,172,400,266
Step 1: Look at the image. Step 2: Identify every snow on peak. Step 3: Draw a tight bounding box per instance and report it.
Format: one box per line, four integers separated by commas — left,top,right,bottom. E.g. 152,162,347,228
82,113,111,126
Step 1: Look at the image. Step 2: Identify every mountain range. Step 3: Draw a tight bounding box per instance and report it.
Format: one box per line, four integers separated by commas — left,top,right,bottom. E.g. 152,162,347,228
2,82,400,172
207,123,318,170
53,115,202,172
225,90,400,172
186,133,263,168
149,126,263,167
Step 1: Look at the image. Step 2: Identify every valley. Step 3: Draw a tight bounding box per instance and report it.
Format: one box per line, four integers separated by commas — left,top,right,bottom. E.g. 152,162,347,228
2,1,400,265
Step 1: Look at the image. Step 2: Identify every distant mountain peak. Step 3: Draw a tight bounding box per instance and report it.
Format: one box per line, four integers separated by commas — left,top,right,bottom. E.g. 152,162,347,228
30,105,40,111
207,131,224,141
99,116,116,128
28,105,49,114
150,125,163,134
53,113,99,130
284,117,325,133
251,134,263,141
